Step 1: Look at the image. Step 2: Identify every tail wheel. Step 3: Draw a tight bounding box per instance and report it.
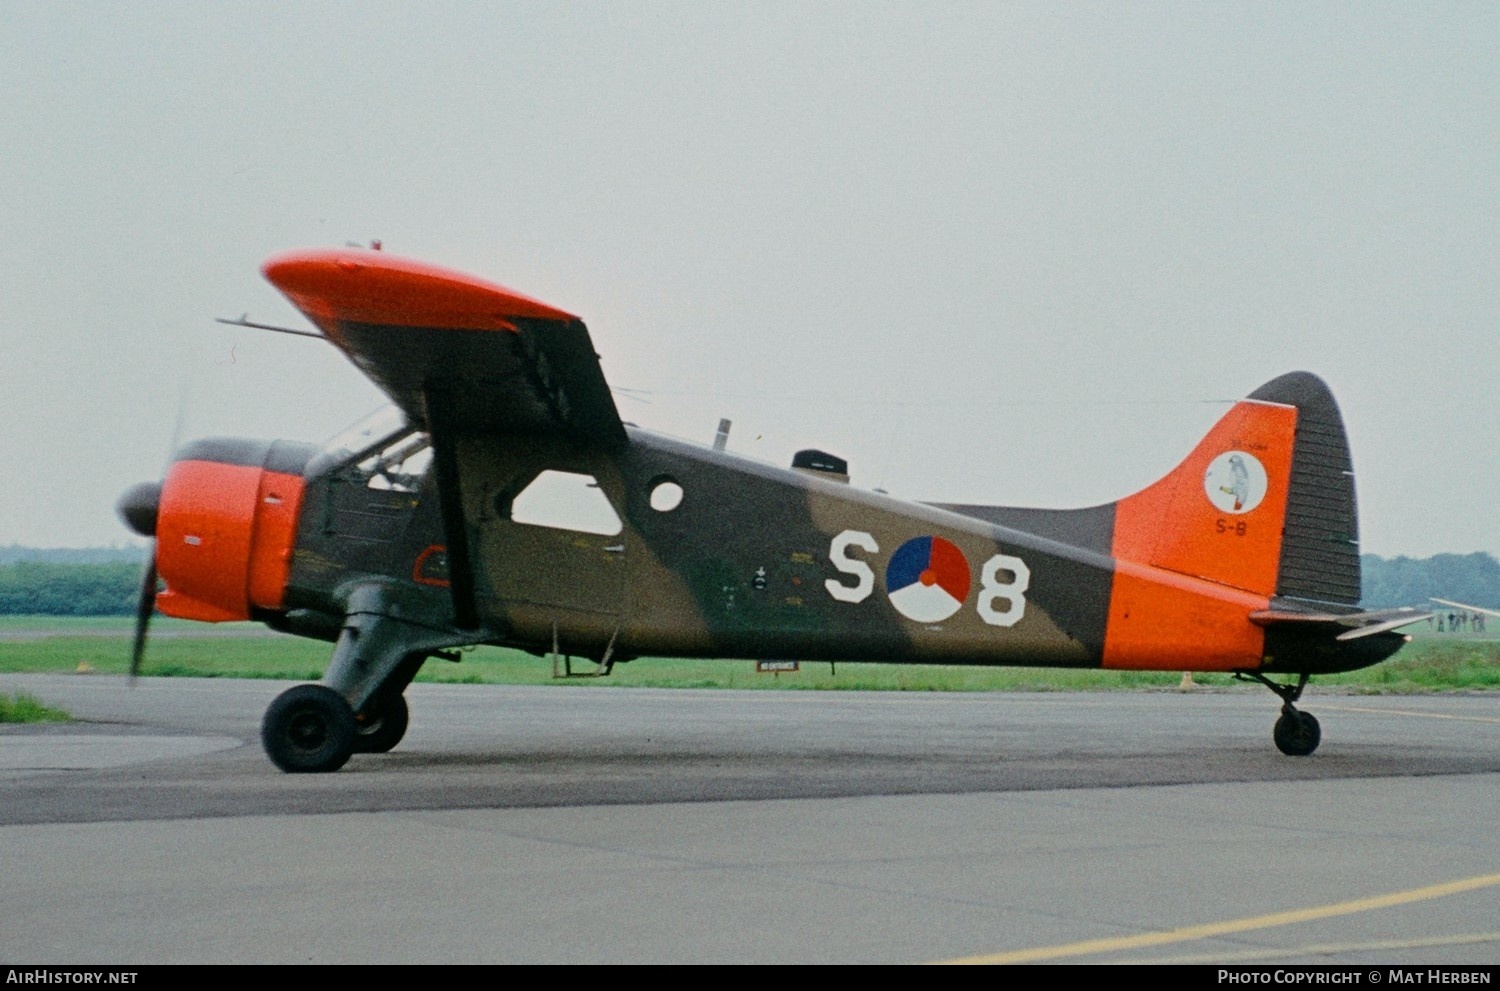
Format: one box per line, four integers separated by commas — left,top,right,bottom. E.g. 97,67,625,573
353,694,410,754
1273,709,1321,757
262,684,356,773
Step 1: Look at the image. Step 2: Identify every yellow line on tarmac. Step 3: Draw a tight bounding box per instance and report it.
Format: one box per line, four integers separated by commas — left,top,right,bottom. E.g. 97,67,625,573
936,871,1500,965
1134,932,1500,965
1316,703,1500,725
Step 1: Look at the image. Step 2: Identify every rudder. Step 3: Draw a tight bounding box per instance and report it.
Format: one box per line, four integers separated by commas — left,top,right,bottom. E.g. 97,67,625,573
1246,372,1361,606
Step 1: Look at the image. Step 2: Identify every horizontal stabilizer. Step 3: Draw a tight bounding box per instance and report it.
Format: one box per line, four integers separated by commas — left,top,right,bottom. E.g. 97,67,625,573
1430,597,1500,620
1249,605,1431,641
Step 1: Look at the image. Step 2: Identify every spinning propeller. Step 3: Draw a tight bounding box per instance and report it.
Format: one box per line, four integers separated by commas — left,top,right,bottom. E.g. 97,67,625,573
116,481,162,679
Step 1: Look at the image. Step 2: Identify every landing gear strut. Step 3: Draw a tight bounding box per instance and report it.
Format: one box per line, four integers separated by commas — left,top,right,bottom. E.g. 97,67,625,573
350,650,424,754
1237,671,1321,756
259,583,475,773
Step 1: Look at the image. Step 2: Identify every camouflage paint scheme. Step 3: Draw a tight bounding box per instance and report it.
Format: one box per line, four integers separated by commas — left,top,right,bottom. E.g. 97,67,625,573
122,248,1422,771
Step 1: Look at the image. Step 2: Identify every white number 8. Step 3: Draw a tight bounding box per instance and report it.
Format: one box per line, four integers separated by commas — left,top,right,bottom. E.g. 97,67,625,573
978,553,1029,627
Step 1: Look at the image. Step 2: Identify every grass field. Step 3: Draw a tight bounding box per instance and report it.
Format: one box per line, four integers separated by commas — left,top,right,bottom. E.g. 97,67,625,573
0,691,71,723
1,616,1496,694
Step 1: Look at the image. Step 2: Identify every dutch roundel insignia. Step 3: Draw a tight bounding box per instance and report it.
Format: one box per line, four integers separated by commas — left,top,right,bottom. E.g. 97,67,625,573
885,536,971,622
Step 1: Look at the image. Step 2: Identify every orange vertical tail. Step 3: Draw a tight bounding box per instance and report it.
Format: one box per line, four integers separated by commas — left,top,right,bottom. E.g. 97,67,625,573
1111,396,1297,595
1103,372,1362,670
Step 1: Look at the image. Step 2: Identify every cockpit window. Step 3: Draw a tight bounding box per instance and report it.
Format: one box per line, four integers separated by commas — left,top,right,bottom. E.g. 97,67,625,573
313,407,431,492
321,405,409,460
355,433,431,493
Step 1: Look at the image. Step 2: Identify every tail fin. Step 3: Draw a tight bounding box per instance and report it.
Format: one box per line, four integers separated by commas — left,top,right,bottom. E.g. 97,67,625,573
1111,371,1360,604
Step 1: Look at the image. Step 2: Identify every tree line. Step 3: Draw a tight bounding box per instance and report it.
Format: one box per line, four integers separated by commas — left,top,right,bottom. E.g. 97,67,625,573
1359,552,1500,610
0,561,143,615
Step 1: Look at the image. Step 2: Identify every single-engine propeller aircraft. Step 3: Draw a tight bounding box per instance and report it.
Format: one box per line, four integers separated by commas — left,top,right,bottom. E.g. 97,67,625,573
117,247,1429,772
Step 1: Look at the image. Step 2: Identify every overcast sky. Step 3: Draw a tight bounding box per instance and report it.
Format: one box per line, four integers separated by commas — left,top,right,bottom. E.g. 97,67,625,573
2,2,1495,559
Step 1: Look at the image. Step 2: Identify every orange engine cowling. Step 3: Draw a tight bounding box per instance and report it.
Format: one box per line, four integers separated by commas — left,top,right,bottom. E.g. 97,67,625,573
154,439,312,622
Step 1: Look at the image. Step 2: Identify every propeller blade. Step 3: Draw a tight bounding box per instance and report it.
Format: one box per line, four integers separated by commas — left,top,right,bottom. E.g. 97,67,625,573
120,390,178,683
130,549,158,681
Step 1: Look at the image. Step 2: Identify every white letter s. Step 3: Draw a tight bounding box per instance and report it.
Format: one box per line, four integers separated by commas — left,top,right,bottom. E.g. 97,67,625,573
826,530,878,603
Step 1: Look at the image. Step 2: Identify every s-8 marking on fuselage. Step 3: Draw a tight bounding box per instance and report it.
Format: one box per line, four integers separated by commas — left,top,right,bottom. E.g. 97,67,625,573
825,530,1030,627
116,247,1429,772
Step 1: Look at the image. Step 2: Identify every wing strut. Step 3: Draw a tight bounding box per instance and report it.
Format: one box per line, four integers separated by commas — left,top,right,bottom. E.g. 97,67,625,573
424,387,480,630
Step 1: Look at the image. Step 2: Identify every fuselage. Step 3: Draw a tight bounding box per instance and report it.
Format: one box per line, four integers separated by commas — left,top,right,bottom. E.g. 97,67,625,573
145,423,1404,676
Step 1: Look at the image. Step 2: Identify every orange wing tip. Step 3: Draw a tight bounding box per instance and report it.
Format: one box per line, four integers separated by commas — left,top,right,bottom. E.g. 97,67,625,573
261,248,578,333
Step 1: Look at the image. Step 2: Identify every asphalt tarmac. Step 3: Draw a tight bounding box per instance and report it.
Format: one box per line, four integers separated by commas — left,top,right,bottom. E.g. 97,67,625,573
1,673,1497,964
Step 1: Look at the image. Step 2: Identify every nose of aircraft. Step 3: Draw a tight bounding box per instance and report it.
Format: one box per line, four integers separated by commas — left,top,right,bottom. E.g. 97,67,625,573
116,439,314,625
116,481,162,537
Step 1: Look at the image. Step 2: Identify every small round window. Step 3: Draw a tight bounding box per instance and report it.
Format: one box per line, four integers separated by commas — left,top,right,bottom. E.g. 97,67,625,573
648,477,684,512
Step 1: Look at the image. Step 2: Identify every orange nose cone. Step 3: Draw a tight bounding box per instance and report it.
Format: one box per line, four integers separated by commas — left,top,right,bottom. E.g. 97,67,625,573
155,460,305,622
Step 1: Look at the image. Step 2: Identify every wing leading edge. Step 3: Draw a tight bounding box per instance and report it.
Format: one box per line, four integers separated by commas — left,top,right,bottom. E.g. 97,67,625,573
262,248,627,448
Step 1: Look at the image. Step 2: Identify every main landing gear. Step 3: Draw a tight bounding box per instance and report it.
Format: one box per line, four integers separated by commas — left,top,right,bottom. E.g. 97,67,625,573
1237,671,1321,756
261,582,475,772
353,693,409,754
262,684,358,773
261,682,414,772
261,632,430,773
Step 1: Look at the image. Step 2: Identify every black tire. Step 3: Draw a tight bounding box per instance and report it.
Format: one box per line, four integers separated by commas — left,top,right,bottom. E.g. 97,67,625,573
1273,710,1321,757
261,684,357,773
353,693,409,754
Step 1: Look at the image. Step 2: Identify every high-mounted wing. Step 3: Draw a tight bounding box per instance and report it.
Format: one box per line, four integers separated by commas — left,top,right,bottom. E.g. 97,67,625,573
263,248,627,629
262,248,627,448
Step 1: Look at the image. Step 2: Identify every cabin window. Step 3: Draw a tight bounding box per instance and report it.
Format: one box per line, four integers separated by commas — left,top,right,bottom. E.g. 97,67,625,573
648,477,684,512
510,471,623,536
